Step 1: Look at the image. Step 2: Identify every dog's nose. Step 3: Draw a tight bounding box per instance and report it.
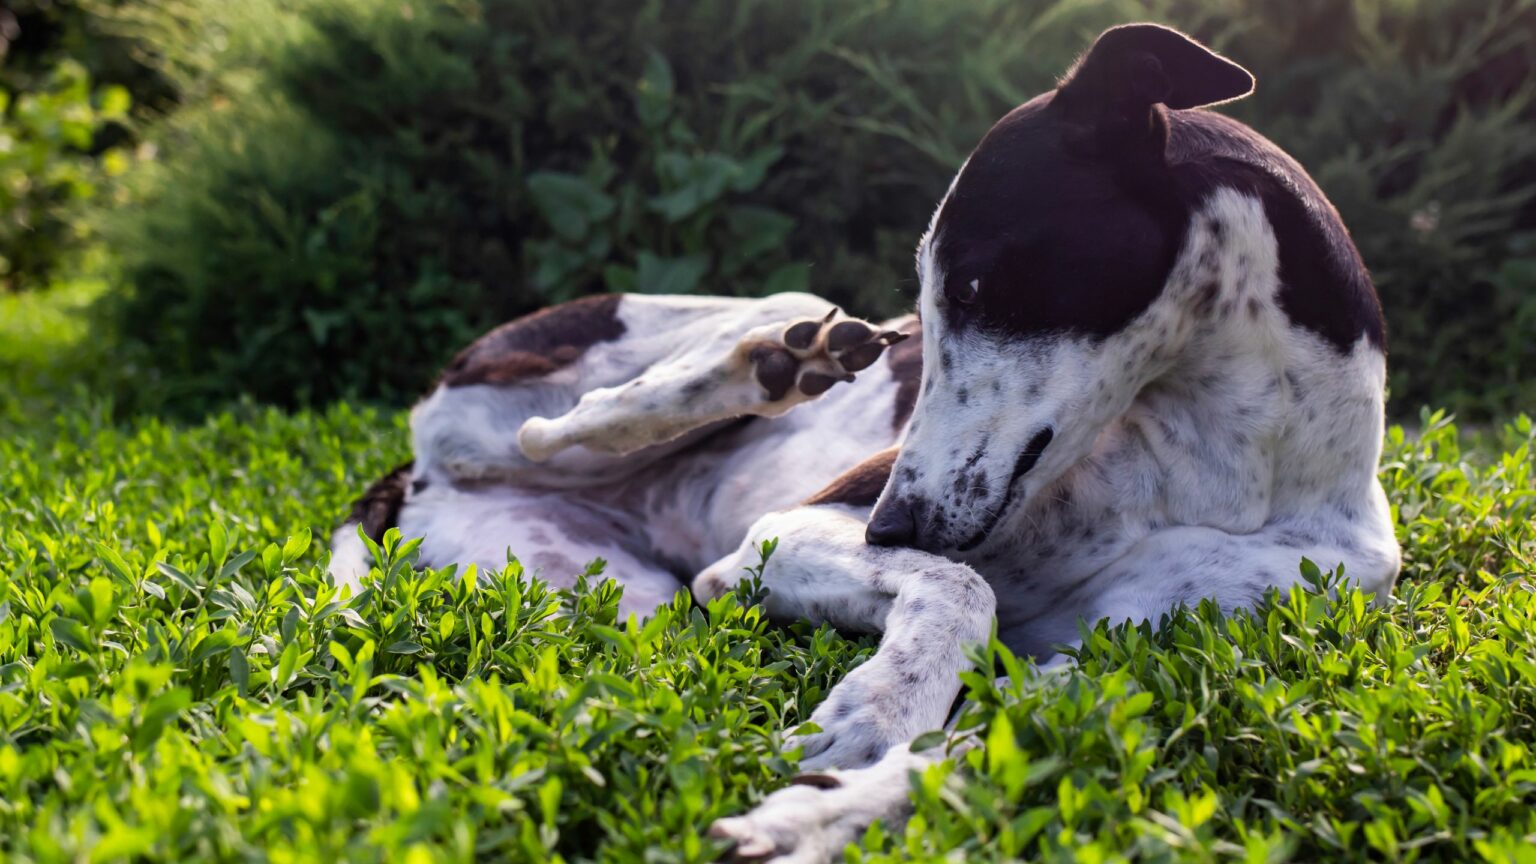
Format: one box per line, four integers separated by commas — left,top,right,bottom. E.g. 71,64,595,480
865,498,918,547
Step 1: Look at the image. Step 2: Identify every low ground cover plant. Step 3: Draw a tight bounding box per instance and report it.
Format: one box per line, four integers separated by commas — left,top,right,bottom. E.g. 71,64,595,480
1,327,1534,861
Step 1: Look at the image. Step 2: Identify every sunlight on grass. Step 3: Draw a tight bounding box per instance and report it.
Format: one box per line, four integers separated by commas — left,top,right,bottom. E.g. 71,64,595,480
0,276,110,420
0,396,1532,860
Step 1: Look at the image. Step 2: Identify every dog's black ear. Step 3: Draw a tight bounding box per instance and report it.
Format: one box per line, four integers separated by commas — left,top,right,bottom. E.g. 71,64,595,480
1055,23,1254,149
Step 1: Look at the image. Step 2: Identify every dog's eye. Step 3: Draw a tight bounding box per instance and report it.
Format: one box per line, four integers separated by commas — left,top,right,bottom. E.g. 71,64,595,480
946,278,980,306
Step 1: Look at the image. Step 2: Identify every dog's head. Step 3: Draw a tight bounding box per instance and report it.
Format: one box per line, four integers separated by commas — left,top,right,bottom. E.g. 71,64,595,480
867,24,1255,552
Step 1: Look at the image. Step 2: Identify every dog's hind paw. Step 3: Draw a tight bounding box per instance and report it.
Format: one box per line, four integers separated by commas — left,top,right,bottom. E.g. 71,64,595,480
517,308,905,462
748,308,908,401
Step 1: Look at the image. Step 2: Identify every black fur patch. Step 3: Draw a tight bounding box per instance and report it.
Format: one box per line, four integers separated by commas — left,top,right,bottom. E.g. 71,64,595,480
1167,111,1385,352
346,461,413,542
440,293,625,388
927,25,1382,354
884,316,923,430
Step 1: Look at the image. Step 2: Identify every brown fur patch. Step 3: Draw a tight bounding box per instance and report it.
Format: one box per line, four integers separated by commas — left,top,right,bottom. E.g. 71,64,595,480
804,447,899,507
440,293,625,388
884,315,923,430
348,462,413,542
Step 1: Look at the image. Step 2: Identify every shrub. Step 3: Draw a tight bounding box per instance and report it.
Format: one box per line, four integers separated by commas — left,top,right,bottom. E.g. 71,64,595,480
0,59,130,291
100,0,1536,416
0,0,167,292
95,0,1137,411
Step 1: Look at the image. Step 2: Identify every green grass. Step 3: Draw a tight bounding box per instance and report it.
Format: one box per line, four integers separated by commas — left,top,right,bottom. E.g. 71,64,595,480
2,288,1536,862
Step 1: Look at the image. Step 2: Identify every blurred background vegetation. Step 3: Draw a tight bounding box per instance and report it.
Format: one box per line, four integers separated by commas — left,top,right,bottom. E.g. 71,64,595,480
3,0,1534,418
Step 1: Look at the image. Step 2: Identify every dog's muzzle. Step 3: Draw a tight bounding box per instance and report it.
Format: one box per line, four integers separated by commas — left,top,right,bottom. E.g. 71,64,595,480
865,498,918,547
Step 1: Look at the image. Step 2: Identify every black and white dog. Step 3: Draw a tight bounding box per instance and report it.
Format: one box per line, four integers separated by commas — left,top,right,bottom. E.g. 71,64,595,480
331,23,1400,860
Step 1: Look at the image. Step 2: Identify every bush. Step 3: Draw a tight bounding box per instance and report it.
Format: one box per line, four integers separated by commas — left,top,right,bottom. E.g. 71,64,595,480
99,0,1536,415
0,59,130,291
0,0,167,292
95,0,1135,410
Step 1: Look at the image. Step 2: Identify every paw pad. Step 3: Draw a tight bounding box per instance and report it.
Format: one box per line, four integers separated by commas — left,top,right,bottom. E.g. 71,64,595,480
751,310,909,401
750,345,799,401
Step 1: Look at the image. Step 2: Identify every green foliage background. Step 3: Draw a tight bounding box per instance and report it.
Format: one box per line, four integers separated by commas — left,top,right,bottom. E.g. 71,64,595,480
17,0,1524,416
0,0,136,292
3,3,1536,861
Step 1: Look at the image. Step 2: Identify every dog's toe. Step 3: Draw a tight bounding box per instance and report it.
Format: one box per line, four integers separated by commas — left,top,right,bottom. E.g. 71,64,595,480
780,308,839,355
829,325,908,373
750,345,799,401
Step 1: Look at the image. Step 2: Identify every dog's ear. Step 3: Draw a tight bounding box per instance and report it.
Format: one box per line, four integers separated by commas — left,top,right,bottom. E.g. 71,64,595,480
1055,23,1254,152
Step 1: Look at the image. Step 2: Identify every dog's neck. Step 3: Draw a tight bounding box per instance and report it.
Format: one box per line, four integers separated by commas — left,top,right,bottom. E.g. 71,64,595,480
1022,189,1388,543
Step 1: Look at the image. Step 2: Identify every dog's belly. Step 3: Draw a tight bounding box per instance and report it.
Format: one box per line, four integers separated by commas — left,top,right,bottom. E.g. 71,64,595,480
396,348,908,596
622,359,907,572
397,481,687,615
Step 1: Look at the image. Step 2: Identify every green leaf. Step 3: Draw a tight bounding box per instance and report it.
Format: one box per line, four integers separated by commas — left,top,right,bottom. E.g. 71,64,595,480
761,263,810,296
281,528,312,565
228,649,250,695
635,252,710,295
649,152,741,221
48,617,92,652
274,640,300,690
98,84,131,118
910,730,948,753
635,50,674,128
527,172,615,242
208,522,230,569
190,628,239,664
725,206,795,260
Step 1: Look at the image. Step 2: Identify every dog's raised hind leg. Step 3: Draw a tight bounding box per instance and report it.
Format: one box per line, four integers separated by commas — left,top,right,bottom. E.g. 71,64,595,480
517,309,907,461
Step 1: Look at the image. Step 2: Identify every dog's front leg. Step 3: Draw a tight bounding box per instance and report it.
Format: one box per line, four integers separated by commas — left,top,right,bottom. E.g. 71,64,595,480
696,504,995,768
696,504,993,862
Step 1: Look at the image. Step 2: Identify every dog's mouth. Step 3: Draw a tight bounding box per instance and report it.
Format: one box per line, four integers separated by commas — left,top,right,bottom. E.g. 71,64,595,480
955,427,1055,552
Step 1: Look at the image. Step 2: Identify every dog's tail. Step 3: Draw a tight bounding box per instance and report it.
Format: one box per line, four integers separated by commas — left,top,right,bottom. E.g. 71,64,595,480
328,461,413,592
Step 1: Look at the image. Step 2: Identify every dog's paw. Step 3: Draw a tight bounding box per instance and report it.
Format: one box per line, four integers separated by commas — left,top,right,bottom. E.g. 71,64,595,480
708,779,842,864
747,309,908,401
708,751,929,863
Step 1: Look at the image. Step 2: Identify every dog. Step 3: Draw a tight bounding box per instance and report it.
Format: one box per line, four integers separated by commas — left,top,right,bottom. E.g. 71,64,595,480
330,23,1400,861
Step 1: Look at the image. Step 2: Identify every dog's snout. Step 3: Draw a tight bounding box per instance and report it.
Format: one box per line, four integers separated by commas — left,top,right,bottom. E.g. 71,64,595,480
865,498,918,547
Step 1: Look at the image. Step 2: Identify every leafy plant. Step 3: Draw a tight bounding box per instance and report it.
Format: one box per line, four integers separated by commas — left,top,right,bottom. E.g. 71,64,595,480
0,58,130,291
93,0,1132,411
92,0,1536,418
3,285,1536,860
